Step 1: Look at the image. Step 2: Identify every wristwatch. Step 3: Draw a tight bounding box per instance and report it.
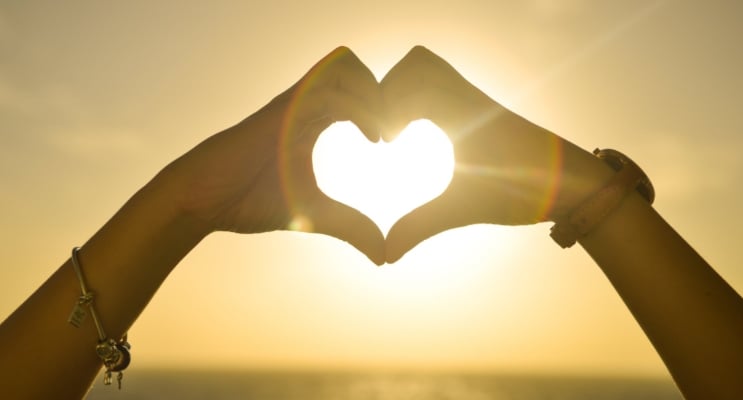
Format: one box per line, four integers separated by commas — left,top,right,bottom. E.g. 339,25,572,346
550,148,655,248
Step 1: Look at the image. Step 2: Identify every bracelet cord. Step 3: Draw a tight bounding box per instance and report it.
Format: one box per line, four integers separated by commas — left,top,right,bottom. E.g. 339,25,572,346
68,247,131,389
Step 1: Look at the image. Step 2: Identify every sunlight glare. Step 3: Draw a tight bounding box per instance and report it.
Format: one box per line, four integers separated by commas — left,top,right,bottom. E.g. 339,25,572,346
313,119,454,235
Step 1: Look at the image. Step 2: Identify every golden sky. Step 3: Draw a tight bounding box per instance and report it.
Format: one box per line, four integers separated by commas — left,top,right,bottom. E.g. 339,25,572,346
1,1,742,377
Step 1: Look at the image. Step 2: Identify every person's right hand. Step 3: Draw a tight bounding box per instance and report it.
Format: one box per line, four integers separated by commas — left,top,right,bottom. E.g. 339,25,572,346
381,46,613,262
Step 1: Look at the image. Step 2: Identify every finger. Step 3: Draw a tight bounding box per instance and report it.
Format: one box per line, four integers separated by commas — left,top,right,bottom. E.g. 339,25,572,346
322,89,381,143
383,85,482,144
298,47,382,143
285,91,381,183
290,83,381,146
384,196,461,263
307,195,386,265
385,46,480,94
335,49,383,142
381,46,493,142
380,48,429,141
380,53,459,140
384,176,494,263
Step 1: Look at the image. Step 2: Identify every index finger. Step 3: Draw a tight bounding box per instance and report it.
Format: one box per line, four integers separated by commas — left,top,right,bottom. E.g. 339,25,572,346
380,46,492,141
296,46,382,143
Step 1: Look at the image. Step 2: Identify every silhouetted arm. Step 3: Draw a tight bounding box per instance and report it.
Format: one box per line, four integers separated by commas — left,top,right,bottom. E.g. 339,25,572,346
382,46,743,400
579,191,743,399
0,176,208,399
0,46,384,399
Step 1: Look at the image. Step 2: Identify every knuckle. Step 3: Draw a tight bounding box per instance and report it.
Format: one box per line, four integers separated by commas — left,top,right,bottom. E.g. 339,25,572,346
333,45,352,54
406,45,434,61
410,45,431,54
332,45,360,65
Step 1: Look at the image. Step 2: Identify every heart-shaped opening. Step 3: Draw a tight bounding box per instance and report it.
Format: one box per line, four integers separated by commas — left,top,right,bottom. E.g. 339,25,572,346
313,119,455,235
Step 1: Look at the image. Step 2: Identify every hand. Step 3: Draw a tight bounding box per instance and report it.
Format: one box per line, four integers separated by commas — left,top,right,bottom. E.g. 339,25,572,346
381,46,613,262
158,47,386,264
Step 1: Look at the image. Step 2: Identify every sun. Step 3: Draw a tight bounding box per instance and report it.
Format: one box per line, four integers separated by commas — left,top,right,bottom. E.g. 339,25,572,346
313,119,455,235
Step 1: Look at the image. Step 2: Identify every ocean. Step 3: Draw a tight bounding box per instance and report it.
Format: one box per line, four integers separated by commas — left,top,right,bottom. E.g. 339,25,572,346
85,369,683,399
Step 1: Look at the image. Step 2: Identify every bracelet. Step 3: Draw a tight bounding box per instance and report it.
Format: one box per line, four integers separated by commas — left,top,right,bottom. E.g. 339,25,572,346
67,247,132,389
550,148,655,248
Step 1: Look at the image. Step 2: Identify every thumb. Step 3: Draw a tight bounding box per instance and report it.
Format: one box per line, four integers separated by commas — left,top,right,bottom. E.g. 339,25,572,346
307,196,386,266
385,195,466,263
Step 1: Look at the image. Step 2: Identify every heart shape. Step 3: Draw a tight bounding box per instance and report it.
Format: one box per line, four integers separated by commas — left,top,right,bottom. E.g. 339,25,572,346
313,119,454,235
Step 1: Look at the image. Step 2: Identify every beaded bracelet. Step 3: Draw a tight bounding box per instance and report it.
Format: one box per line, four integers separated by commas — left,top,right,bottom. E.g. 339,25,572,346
67,247,132,389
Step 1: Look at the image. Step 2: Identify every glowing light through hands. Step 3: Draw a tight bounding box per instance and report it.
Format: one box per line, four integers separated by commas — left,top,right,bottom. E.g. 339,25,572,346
313,119,454,235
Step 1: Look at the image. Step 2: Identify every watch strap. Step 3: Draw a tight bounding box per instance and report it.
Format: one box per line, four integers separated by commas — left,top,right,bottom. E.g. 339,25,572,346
550,148,654,248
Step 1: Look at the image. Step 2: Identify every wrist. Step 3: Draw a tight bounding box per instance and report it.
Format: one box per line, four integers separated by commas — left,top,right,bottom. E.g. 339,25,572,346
546,142,616,221
147,160,217,240
79,174,209,333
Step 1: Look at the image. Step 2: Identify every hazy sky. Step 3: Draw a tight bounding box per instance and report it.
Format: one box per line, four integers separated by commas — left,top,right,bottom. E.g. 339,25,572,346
2,1,742,377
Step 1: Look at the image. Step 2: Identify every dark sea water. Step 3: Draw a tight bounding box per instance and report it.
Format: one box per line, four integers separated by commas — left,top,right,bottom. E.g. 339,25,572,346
86,369,683,399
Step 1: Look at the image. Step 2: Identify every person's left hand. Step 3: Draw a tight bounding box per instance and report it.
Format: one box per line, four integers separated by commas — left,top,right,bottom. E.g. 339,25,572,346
380,46,612,262
156,47,386,264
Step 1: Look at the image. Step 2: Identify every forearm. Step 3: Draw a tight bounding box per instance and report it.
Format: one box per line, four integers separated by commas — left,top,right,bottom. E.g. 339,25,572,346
579,192,743,399
0,172,208,398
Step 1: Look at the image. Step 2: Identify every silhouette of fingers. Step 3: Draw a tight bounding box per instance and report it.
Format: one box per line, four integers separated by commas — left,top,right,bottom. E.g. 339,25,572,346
306,195,386,265
384,195,459,263
380,46,491,142
277,47,385,263
295,46,381,143
311,89,381,142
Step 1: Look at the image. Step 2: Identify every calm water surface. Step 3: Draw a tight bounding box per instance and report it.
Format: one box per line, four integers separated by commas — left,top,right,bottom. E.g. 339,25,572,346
86,369,683,399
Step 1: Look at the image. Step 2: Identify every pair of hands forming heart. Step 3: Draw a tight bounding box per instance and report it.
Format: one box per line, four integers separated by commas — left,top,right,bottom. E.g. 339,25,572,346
168,46,613,265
